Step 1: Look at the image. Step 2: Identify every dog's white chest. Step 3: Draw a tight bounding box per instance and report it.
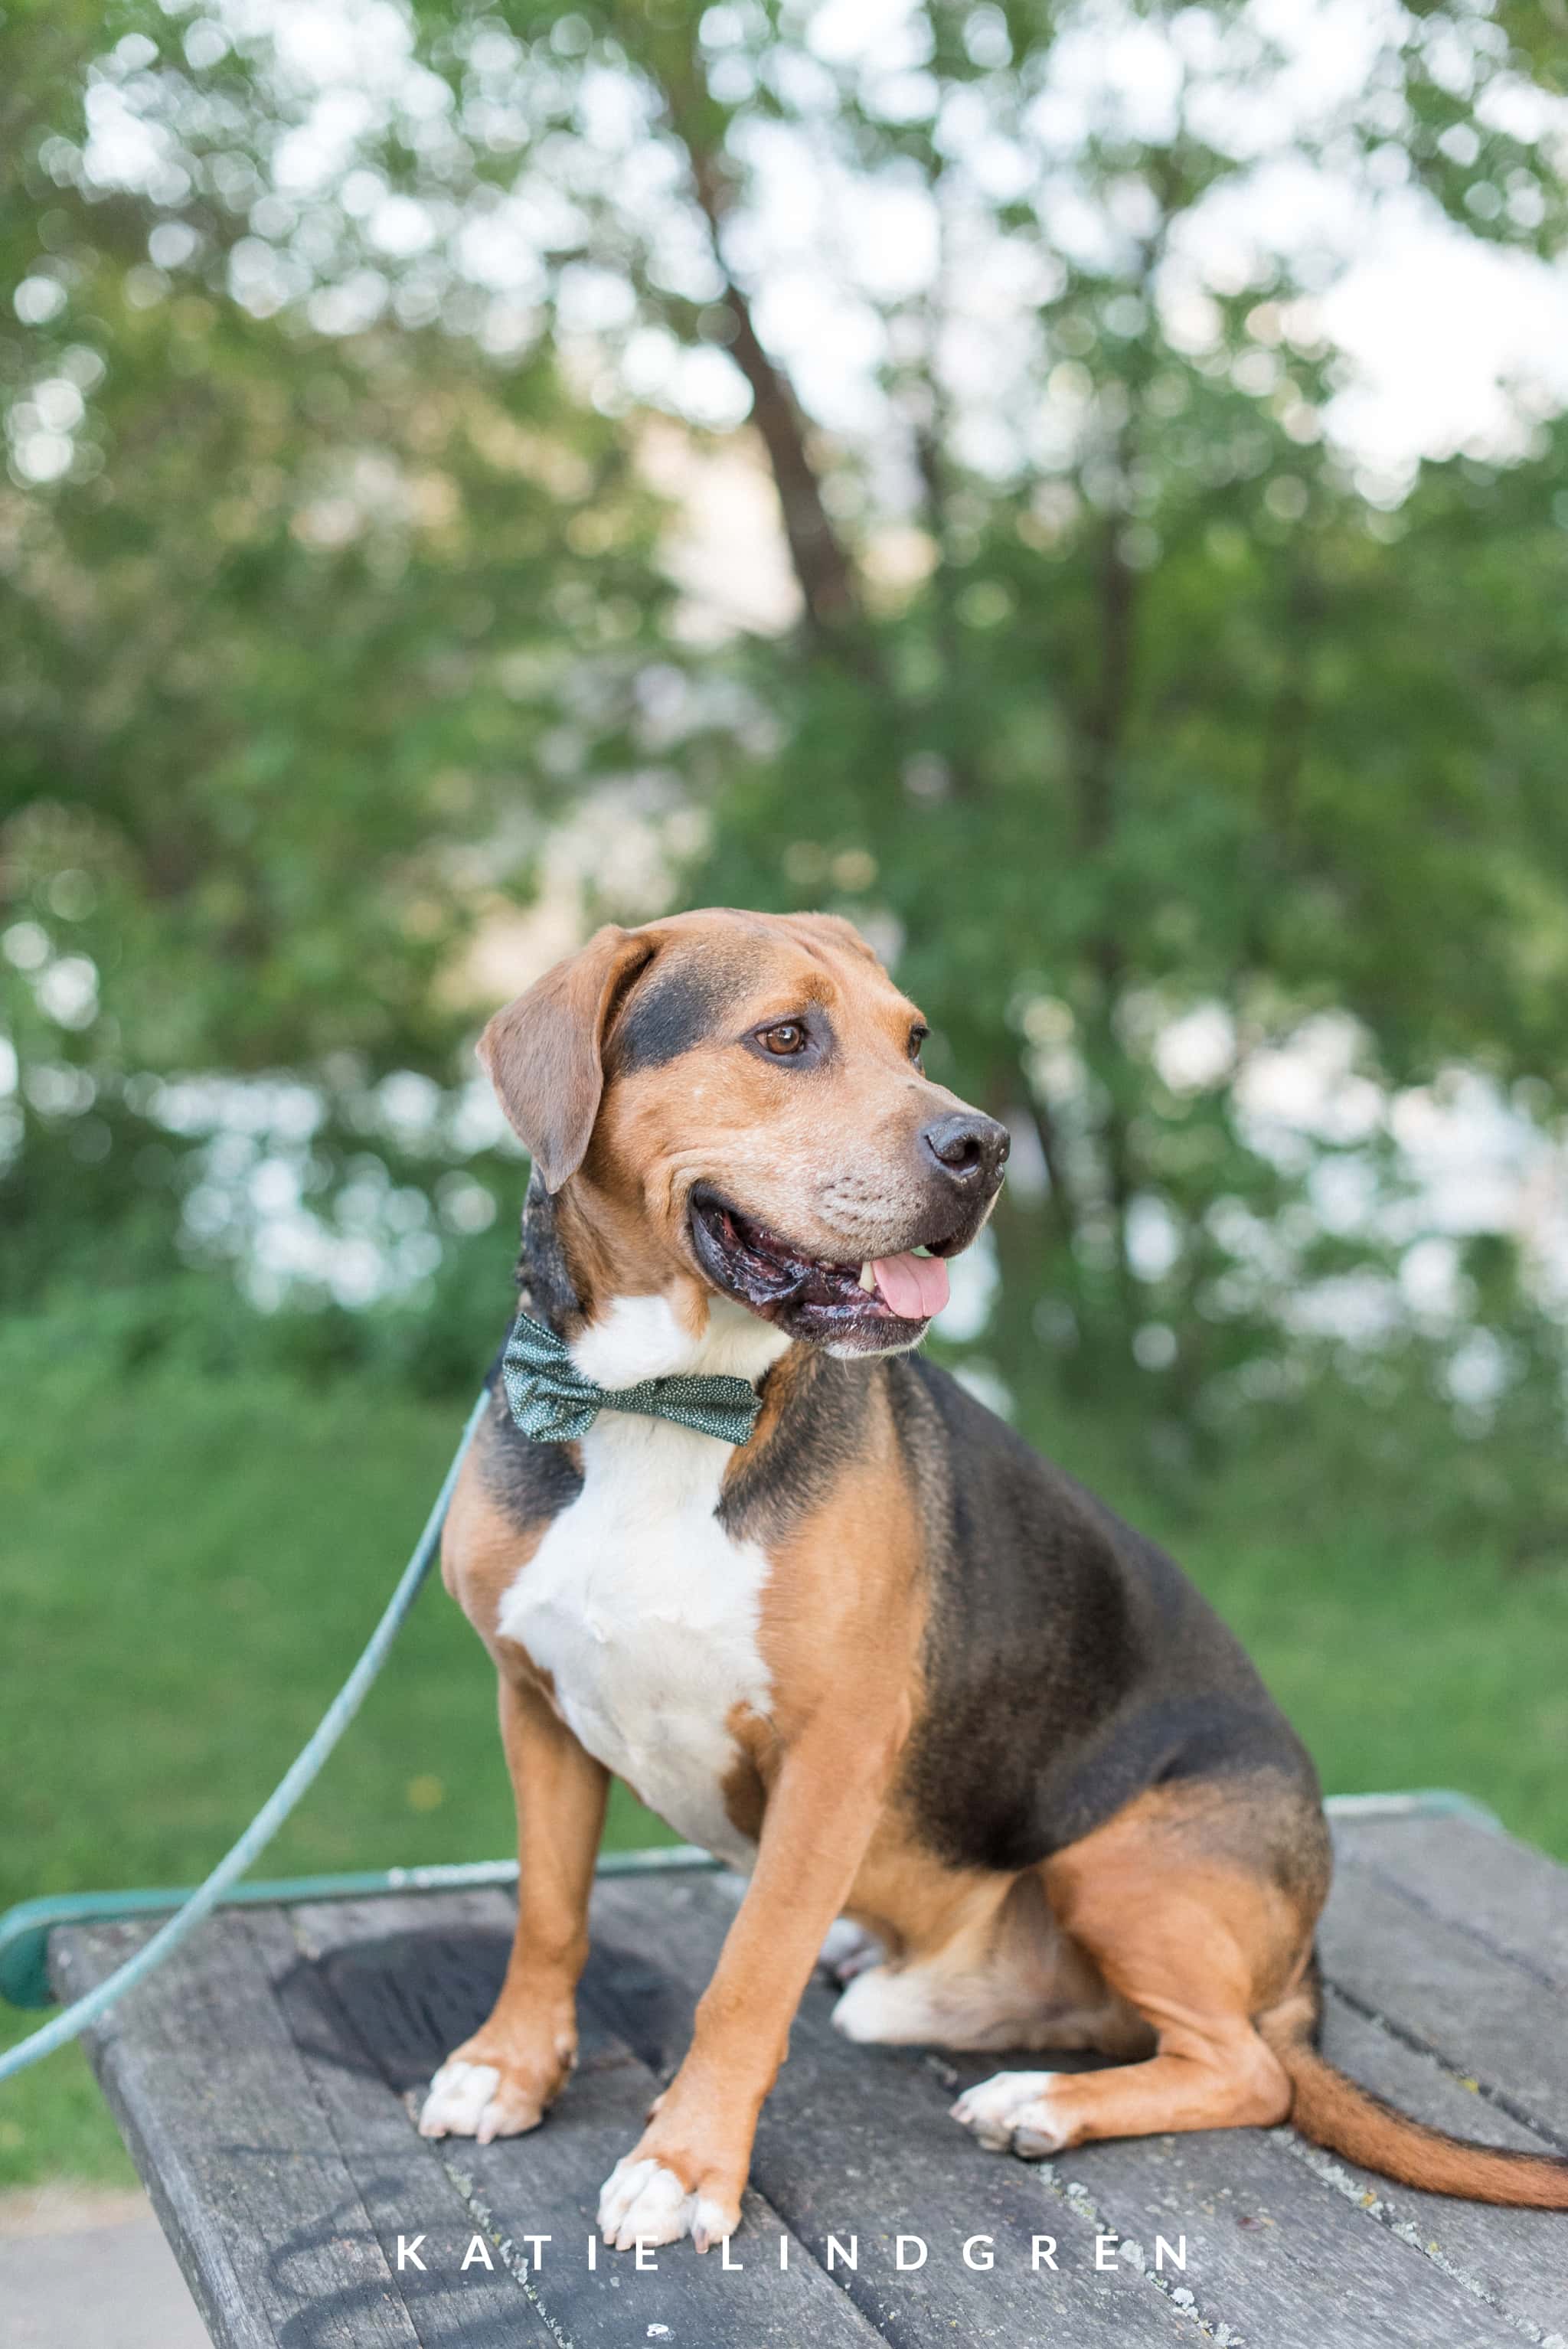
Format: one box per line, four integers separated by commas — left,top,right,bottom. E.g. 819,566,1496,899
495,1298,782,1870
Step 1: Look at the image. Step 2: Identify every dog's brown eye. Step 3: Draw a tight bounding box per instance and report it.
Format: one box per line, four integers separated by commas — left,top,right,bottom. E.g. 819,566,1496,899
909,1024,929,1065
760,1021,807,1056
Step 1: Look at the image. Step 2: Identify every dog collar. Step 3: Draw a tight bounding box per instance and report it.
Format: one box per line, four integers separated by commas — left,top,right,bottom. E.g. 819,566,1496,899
501,1308,764,1447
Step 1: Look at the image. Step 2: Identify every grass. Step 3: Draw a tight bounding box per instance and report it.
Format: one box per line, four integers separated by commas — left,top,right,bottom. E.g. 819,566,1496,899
0,1348,674,2189
2,1341,1566,2187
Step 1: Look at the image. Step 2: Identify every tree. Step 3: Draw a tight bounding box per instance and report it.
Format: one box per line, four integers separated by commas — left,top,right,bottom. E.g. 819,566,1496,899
397,0,1568,1418
4,0,1567,1459
1,5,675,1307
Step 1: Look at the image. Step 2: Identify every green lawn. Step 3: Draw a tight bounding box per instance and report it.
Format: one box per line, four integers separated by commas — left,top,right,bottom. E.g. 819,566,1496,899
3,1345,1566,2188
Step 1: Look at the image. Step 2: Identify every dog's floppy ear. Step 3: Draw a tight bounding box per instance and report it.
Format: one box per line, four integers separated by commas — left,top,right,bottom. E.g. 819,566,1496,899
478,924,657,1192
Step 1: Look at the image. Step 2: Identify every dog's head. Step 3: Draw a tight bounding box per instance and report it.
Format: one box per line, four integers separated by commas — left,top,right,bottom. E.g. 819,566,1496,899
479,908,1008,1354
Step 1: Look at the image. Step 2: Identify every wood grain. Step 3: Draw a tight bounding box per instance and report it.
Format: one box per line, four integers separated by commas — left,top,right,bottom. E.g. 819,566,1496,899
590,1874,1216,2349
51,1810,1568,2349
590,1870,1535,2349
289,1887,887,2349
54,1913,430,2349
1334,1813,1568,1991
1319,1858,1568,2145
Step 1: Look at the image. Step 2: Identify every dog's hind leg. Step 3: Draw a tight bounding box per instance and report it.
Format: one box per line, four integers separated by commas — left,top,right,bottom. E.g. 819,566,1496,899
952,1782,1319,2155
833,1866,1154,2057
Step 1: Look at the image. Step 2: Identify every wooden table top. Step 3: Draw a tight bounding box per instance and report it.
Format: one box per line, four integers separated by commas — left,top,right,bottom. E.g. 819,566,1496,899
52,1805,1568,2348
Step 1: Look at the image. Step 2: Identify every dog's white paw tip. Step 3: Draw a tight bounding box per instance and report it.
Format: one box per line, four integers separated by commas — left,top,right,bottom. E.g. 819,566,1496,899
951,2070,1067,2156
692,2197,740,2255
418,2060,502,2140
818,1919,884,1985
830,1965,906,2042
597,2156,697,2250
596,2153,650,2240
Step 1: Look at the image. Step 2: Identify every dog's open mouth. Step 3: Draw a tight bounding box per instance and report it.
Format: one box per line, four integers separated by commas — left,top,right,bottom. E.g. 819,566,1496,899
688,1187,952,1348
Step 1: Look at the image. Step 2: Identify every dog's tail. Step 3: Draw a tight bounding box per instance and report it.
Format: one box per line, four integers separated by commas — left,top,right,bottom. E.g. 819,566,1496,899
1260,2008,1568,2207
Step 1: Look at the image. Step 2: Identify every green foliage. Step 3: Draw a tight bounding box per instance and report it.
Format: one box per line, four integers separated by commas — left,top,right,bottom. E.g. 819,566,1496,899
3,1,1568,1436
2,2,678,1317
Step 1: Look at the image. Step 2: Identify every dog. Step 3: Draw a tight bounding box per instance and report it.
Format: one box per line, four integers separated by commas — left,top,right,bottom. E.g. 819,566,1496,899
418,906,1568,2243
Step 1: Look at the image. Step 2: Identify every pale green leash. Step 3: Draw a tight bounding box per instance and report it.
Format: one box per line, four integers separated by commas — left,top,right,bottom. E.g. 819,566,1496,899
0,1386,491,2082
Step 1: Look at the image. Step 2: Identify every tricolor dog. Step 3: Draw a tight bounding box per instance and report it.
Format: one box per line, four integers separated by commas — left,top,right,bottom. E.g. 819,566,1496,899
420,907,1568,2241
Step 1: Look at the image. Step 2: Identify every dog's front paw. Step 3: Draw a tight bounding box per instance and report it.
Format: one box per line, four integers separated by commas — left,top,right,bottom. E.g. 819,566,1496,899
951,2070,1070,2157
597,2150,741,2253
419,2027,573,2144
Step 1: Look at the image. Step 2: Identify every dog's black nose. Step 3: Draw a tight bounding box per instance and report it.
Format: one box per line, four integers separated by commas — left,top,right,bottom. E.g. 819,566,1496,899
920,1112,1011,1190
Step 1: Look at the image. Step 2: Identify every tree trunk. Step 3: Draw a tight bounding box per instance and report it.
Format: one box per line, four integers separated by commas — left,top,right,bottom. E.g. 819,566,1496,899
640,32,867,654
1073,507,1142,1358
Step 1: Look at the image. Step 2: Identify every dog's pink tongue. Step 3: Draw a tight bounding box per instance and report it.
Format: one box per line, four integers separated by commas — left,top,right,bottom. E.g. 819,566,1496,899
871,1251,950,1322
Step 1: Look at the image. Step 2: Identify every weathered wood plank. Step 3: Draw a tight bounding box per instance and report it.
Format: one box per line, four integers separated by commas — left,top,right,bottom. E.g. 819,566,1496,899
52,1913,433,2349
590,1873,1530,2349
290,1885,889,2349
52,1813,1568,2349
1319,1859,1568,2145
589,1876,1213,2349
1334,1814,1568,1992
1315,1988,1568,2341
250,1898,554,2348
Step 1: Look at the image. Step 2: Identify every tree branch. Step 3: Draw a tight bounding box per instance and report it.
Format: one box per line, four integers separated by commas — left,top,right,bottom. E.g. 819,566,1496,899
711,262,861,638
1075,511,1138,859
1071,436,1142,1339
645,54,867,652
1026,1086,1083,1250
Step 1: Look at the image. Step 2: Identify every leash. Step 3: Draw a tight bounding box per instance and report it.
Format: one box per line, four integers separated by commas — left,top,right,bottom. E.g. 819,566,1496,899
0,1387,490,2083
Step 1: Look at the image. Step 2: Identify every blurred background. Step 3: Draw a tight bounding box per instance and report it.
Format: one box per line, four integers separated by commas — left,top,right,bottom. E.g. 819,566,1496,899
5,0,1568,2189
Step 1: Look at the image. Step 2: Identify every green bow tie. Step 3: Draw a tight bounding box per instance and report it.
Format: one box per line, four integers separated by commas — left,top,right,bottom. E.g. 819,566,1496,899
501,1308,765,1447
